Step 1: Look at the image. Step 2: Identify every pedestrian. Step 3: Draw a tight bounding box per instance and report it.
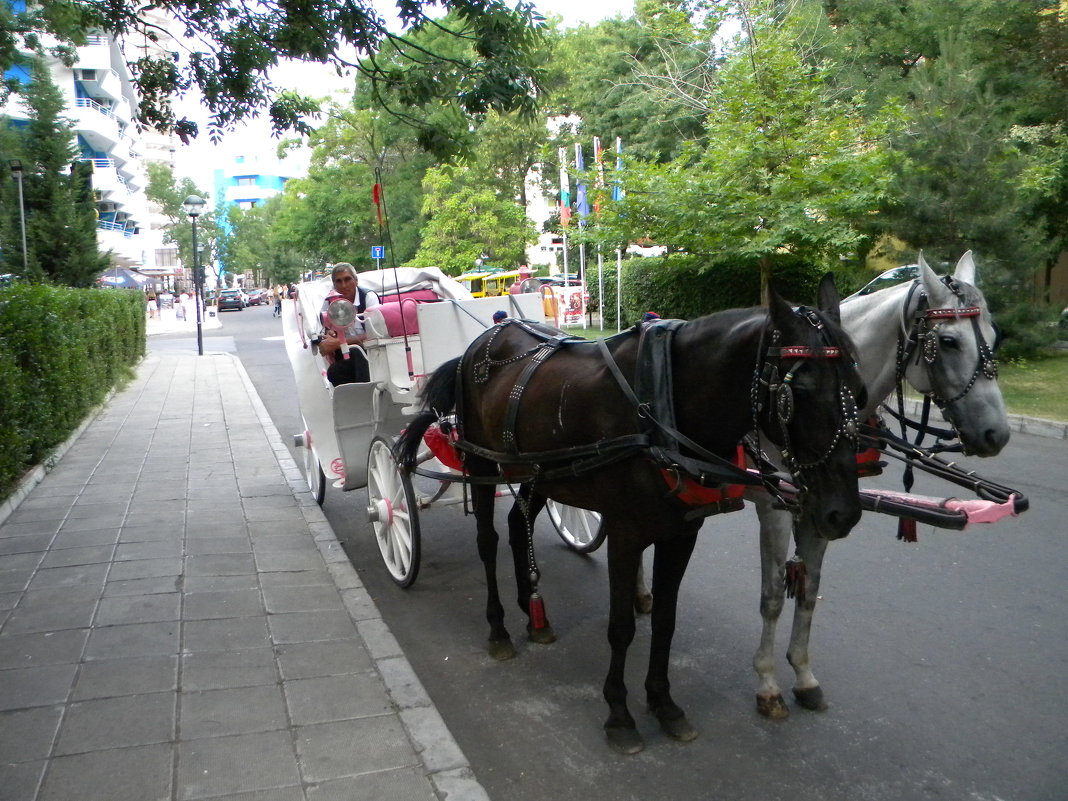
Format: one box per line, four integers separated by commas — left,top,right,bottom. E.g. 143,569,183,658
492,310,507,324
272,285,282,317
318,263,380,385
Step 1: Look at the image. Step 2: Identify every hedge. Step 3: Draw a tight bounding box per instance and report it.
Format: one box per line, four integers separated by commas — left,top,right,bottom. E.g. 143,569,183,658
587,254,834,327
0,284,145,500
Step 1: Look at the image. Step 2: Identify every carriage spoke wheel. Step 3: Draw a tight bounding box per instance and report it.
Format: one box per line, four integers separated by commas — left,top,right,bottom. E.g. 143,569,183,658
300,416,326,506
547,501,606,554
366,437,421,588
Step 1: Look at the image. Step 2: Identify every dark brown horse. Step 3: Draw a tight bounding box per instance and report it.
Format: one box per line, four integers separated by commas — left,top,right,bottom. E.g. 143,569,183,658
395,277,866,753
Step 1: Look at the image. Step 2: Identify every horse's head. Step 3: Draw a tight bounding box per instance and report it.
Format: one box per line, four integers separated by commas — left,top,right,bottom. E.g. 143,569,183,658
904,252,1009,457
758,275,866,540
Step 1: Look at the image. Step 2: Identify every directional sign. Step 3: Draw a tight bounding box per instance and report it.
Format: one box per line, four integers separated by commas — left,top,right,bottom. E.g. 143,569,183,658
371,246,385,260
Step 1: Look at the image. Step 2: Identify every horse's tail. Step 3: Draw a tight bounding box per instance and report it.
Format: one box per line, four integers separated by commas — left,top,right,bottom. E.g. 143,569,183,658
394,356,461,470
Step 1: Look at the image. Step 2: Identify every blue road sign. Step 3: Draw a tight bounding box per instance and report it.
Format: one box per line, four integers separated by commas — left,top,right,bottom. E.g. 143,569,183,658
371,246,385,260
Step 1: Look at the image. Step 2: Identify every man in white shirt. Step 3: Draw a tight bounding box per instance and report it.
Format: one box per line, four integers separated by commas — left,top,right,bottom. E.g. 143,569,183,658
319,262,381,385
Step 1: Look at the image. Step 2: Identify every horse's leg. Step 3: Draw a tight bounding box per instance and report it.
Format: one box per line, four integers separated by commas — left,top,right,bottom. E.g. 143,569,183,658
473,483,515,660
505,486,556,644
603,523,645,754
785,525,830,712
644,525,699,743
752,491,793,719
634,561,653,614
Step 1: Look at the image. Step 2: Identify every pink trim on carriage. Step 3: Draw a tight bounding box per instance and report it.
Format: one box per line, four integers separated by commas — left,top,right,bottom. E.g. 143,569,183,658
860,488,1018,527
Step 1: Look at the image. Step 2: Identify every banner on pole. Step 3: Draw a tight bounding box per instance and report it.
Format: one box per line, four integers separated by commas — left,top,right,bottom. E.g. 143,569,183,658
575,143,589,226
558,146,572,228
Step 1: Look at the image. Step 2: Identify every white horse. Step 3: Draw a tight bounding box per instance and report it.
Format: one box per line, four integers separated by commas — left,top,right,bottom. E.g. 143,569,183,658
750,250,1011,717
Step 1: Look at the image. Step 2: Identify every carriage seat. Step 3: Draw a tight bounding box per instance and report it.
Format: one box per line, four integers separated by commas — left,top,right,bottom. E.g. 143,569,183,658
366,290,439,339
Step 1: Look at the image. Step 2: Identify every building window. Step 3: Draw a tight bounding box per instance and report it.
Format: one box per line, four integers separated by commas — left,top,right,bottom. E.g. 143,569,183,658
155,248,179,268
237,200,257,210
235,176,257,187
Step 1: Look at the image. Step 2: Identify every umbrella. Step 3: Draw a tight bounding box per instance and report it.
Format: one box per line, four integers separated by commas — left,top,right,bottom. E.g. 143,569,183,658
98,267,151,289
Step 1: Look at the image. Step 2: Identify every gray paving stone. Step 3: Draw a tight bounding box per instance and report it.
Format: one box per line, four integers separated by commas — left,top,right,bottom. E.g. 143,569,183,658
256,550,325,573
65,504,127,524
104,575,181,596
262,584,345,614
0,551,42,571
274,639,373,680
27,562,108,591
259,570,332,588
184,522,248,539
0,534,53,555
268,611,356,644
249,533,313,552
0,705,63,763
177,731,301,801
54,691,175,754
108,557,182,581
0,759,46,801
50,527,120,548
305,767,437,801
119,523,182,542
0,663,77,710
284,673,392,725
38,742,172,801
84,621,179,660
295,717,417,782
1,587,99,634
39,544,115,569
183,536,251,555
183,588,264,620
0,629,88,669
182,617,269,652
193,788,304,801
71,655,178,700
0,566,33,593
182,574,258,592
179,684,288,739
185,554,256,576
1,516,63,534
114,540,183,561
0,591,18,611
94,592,181,626
180,648,278,691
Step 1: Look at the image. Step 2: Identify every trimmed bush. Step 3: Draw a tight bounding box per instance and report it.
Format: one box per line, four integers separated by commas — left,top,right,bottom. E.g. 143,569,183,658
0,284,145,499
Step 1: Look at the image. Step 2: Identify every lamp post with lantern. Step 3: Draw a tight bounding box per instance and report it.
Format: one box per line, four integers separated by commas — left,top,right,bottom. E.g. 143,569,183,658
8,160,29,274
183,195,207,356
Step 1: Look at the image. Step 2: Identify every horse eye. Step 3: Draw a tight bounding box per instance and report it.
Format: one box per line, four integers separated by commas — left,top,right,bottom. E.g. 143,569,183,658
939,335,958,350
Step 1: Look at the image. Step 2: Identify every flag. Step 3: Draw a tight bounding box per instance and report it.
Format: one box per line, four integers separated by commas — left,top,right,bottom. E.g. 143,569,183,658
575,143,590,226
612,137,624,202
559,146,572,228
593,136,605,215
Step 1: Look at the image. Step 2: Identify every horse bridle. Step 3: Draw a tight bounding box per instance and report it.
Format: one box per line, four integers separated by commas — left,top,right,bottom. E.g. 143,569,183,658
899,277,999,410
752,309,860,493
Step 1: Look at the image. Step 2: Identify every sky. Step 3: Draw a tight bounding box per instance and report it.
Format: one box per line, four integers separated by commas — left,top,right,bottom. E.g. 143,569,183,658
171,0,636,192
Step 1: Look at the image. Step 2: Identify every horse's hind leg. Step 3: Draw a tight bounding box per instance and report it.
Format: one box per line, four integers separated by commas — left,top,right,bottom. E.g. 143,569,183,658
752,492,793,719
644,526,699,743
473,484,515,660
786,526,830,712
506,486,556,644
602,524,645,754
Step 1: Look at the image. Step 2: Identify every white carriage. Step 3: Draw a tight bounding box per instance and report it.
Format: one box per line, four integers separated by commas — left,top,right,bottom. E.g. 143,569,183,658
282,267,601,586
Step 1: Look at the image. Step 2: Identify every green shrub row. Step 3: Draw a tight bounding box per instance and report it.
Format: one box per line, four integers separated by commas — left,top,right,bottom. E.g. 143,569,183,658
587,254,834,327
0,284,145,500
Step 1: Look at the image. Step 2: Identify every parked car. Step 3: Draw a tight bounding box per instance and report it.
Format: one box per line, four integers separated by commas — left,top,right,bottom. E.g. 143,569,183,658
218,289,246,311
845,264,919,300
245,289,267,306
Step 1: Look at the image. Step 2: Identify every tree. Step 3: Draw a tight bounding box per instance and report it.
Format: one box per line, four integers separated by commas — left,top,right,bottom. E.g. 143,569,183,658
1,0,548,158
592,1,896,295
0,59,109,286
410,164,536,273
145,162,221,283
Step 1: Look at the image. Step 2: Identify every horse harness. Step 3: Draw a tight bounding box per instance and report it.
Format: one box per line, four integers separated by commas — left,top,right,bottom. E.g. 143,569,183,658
450,314,856,517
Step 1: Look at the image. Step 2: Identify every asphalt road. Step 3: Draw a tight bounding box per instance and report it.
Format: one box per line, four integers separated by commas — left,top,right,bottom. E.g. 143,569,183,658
156,306,1067,801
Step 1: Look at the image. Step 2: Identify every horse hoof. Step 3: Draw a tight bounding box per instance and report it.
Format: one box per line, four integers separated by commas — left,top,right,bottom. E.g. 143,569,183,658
605,725,645,755
658,714,698,742
756,693,791,719
635,593,654,615
527,622,557,645
488,638,516,661
793,685,828,712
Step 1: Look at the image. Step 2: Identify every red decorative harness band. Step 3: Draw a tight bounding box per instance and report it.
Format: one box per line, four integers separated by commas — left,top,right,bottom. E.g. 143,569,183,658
779,346,842,359
926,306,981,319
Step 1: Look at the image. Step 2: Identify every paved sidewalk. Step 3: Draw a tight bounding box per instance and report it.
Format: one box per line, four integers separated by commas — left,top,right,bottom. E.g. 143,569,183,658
0,350,488,801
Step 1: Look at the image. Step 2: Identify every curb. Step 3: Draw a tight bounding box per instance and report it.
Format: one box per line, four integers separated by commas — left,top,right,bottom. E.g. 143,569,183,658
228,354,491,801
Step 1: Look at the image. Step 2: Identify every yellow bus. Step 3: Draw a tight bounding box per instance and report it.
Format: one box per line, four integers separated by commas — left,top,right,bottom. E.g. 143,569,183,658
457,268,523,298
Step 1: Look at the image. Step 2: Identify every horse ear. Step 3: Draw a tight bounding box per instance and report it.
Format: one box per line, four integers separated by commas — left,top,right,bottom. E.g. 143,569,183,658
953,250,976,285
767,285,795,333
816,273,841,324
918,251,950,305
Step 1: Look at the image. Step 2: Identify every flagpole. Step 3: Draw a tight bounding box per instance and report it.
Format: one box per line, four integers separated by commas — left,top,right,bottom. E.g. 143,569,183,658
616,248,622,330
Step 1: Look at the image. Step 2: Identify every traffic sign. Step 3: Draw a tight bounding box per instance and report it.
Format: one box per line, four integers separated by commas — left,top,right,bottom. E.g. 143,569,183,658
371,246,385,260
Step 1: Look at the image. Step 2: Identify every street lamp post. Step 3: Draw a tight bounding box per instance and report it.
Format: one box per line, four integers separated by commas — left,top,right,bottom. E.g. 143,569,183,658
183,195,207,356
8,160,29,274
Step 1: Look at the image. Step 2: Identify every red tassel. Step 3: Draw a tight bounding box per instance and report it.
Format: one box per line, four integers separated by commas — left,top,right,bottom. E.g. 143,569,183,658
372,183,384,225
528,591,547,630
897,517,918,543
784,558,806,603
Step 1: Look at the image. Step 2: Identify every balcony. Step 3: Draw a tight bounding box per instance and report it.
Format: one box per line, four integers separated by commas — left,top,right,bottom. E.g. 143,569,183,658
72,98,120,147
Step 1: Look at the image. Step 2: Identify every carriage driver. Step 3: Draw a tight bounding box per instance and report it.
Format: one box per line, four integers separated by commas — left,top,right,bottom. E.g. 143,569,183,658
319,262,381,385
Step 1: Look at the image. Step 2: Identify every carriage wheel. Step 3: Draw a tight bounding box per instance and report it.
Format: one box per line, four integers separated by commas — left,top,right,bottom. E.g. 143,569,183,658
366,436,421,588
298,416,326,506
547,501,606,554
